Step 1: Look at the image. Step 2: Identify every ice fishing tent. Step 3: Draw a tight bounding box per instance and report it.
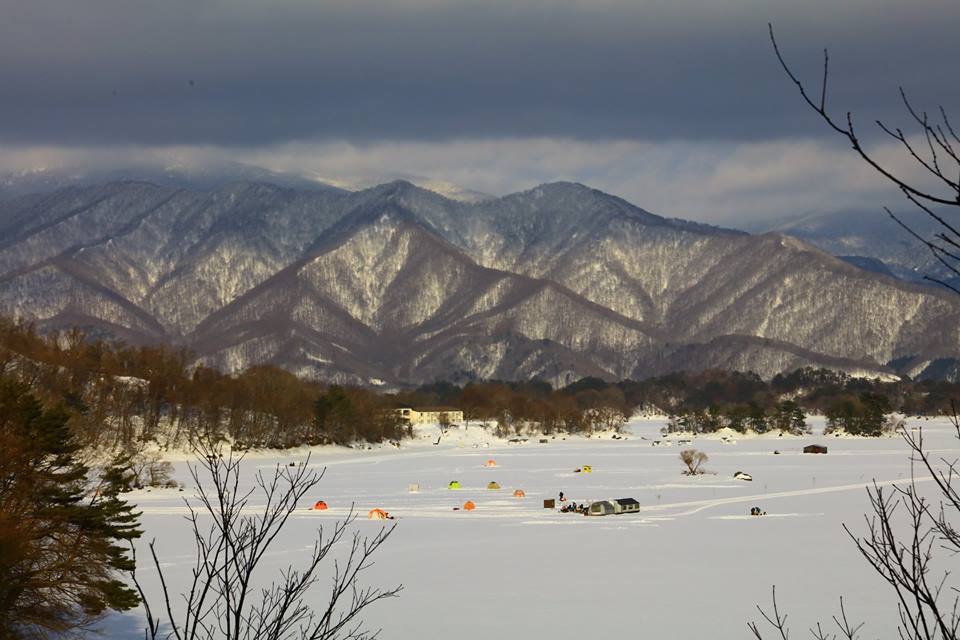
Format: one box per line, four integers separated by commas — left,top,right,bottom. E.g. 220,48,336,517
733,471,753,481
589,501,615,516
485,459,497,468
463,500,476,511
312,500,328,510
614,498,640,514
448,480,462,489
803,445,828,454
513,489,526,498
487,481,501,490
582,465,593,473
408,484,420,493
368,508,389,520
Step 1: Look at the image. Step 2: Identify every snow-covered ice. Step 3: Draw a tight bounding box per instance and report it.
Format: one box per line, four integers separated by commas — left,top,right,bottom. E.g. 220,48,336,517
108,416,960,638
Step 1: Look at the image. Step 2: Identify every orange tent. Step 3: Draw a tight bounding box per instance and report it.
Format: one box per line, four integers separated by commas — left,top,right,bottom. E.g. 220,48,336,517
513,489,526,498
313,500,328,510
463,501,476,511
368,508,389,520
485,459,497,468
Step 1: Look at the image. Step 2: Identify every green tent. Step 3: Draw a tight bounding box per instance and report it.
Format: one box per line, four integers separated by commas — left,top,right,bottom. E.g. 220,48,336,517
448,480,462,489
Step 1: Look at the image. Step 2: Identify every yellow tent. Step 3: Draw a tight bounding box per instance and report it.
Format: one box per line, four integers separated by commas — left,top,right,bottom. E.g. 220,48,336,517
487,481,501,490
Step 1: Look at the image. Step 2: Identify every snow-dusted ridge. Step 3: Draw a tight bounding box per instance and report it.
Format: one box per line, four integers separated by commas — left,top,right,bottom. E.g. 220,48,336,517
1,173,958,384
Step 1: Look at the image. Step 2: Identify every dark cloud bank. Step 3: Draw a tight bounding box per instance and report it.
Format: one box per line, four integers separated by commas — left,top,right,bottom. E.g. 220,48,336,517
1,0,958,147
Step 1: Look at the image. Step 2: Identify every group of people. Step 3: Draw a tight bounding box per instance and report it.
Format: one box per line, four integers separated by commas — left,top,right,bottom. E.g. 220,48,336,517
557,491,588,514
750,506,766,516
560,502,588,514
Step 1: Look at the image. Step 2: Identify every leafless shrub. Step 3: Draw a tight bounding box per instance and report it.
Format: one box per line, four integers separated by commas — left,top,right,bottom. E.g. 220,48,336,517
680,449,708,475
127,446,177,489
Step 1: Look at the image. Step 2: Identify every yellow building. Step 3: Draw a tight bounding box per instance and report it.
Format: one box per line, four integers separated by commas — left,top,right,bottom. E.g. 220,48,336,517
396,406,464,424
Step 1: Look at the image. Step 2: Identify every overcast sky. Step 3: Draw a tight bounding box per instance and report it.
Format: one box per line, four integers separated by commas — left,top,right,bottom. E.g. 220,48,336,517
1,0,958,224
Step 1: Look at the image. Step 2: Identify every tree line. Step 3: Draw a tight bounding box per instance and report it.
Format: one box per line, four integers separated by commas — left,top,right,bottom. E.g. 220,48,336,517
2,318,958,450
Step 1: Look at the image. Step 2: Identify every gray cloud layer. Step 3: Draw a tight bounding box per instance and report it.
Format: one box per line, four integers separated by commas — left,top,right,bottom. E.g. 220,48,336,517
2,0,958,146
0,135,936,226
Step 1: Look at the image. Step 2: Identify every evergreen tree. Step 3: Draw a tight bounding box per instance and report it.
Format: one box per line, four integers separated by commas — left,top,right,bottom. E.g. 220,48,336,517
747,403,769,433
0,377,142,638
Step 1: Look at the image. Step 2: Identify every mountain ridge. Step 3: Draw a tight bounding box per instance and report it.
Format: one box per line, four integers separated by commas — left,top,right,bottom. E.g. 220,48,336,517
1,176,958,385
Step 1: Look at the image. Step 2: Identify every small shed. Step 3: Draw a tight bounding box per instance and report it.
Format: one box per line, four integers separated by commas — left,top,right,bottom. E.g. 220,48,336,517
543,498,556,509
614,498,640,514
589,500,616,516
803,444,828,454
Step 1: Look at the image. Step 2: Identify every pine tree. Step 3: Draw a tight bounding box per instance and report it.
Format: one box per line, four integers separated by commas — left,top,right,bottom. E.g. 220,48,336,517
0,377,142,638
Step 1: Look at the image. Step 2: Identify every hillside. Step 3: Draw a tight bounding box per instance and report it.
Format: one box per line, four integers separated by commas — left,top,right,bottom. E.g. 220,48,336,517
2,177,958,384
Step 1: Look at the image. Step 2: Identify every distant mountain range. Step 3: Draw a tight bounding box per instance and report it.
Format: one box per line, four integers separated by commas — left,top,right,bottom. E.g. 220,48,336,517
747,208,956,289
1,166,958,385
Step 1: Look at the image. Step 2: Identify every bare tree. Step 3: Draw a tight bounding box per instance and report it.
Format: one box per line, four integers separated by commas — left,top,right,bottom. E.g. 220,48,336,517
130,440,402,640
749,587,865,640
769,23,960,293
680,449,708,475
437,412,451,434
752,26,960,639
749,414,960,639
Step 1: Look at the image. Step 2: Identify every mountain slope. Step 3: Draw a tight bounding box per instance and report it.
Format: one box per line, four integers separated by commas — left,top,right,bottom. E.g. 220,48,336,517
190,205,659,384
749,208,955,289
1,177,958,384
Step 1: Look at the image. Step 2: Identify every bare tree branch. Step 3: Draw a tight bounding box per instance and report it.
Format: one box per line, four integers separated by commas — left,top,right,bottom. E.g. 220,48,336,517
130,440,402,640
770,22,960,295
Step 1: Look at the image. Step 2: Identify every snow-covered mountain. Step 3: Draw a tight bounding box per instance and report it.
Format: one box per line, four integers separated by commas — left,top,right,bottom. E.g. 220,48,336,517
0,162,346,201
748,208,956,289
2,177,958,385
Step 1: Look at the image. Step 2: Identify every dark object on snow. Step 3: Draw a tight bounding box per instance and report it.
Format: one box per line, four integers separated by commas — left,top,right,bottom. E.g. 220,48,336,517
539,439,549,444
803,444,828,454
544,499,556,509
750,506,766,516
773,450,781,455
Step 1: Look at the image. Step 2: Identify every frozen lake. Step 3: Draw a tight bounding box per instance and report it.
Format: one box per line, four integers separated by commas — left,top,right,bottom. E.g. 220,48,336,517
111,416,960,639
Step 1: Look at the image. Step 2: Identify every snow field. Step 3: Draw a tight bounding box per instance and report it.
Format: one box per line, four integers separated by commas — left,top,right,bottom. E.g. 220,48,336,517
111,416,960,639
